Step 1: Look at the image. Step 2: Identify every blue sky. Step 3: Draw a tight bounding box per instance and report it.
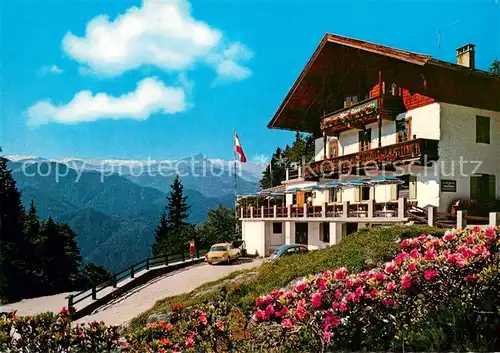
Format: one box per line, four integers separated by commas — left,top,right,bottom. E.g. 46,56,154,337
1,0,499,161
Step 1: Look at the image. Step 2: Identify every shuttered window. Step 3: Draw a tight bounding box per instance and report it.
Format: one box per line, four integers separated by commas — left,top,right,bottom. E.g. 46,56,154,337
359,129,372,152
470,174,496,200
476,116,490,144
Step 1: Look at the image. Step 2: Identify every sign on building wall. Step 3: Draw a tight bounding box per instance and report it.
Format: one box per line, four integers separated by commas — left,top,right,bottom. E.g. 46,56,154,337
441,180,457,192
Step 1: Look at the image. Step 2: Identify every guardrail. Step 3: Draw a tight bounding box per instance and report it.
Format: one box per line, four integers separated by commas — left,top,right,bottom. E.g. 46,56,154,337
67,249,208,312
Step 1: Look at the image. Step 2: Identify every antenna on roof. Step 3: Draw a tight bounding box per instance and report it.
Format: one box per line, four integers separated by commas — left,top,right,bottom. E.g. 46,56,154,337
429,20,459,58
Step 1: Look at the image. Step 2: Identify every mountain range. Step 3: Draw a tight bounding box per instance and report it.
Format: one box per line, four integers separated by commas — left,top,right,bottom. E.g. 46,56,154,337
8,156,263,271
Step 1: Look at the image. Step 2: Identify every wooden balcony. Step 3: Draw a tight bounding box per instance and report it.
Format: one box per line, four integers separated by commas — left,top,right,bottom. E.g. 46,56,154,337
240,199,407,222
320,95,405,133
305,138,439,178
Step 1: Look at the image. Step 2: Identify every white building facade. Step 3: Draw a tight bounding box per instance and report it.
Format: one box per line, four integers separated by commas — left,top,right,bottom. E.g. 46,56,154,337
240,35,500,256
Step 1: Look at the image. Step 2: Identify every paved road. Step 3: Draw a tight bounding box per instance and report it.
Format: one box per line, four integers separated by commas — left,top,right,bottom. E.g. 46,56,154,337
4,259,263,327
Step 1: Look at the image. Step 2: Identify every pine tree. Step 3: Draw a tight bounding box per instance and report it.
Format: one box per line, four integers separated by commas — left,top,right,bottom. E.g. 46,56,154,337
0,149,31,302
489,59,500,75
166,175,190,230
58,223,82,288
39,217,68,293
23,200,44,296
198,205,237,247
152,175,191,256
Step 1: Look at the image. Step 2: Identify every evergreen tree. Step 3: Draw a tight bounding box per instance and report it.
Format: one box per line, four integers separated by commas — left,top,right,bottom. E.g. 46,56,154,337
58,223,82,288
489,59,500,75
152,175,191,256
23,200,44,295
166,175,190,230
260,147,287,189
40,217,69,293
198,205,237,247
0,148,31,302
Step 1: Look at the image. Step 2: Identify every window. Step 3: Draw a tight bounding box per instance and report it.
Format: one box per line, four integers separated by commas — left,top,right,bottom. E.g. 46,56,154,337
383,81,400,96
470,174,496,200
320,222,330,243
361,186,372,201
328,137,339,159
329,188,342,203
476,116,490,144
272,222,283,234
292,193,297,205
344,95,358,108
398,175,417,199
396,117,412,143
359,129,372,152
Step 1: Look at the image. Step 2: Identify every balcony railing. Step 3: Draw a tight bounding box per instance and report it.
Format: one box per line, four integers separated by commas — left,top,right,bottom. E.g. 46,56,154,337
320,95,405,133
239,199,407,221
305,138,439,178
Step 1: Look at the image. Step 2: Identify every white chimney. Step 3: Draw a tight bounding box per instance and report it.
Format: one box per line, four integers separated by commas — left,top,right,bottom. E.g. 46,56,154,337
456,44,475,69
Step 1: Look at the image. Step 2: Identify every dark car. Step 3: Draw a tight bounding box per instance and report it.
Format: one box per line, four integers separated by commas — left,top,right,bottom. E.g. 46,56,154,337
269,244,308,261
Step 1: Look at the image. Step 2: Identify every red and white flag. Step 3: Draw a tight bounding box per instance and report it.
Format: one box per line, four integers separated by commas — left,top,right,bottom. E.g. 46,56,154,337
234,131,247,163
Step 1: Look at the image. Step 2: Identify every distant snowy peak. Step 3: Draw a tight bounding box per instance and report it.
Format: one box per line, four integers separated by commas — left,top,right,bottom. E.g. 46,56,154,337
6,155,265,181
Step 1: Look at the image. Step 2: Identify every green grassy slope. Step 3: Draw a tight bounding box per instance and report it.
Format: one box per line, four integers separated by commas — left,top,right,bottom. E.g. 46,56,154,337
129,225,444,332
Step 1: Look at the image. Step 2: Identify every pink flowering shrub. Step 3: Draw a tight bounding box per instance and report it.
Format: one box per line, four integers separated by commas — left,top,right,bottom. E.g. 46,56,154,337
252,227,500,352
0,308,123,352
124,293,240,352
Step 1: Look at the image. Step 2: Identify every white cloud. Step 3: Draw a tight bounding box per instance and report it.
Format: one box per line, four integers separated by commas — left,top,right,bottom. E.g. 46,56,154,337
27,77,186,127
40,65,64,75
62,0,252,82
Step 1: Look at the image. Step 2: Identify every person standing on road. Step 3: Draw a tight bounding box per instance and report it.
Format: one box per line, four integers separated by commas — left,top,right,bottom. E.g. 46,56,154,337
185,239,196,261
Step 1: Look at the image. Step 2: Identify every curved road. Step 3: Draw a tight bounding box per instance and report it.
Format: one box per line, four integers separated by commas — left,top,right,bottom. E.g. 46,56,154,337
5,259,262,327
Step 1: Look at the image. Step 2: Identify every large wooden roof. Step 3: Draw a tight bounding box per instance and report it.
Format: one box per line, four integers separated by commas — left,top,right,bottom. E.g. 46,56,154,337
268,33,500,132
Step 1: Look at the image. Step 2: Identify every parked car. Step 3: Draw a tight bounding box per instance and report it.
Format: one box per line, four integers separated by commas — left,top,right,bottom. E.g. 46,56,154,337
232,239,247,257
205,242,241,264
269,244,309,261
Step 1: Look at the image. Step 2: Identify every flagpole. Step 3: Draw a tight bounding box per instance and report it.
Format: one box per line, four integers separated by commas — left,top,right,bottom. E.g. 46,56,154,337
233,129,239,236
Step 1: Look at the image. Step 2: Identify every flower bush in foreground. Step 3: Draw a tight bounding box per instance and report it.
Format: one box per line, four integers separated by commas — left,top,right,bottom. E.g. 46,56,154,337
252,226,500,352
0,308,123,352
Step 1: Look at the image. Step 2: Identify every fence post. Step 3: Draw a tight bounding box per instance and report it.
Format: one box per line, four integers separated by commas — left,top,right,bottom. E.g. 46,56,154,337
130,265,135,279
367,200,374,218
240,207,244,219
398,198,406,219
261,206,265,219
427,206,436,226
113,274,117,288
165,254,169,266
303,204,308,218
457,210,467,229
250,206,254,218
146,259,150,270
273,205,277,218
287,205,291,218
342,201,349,218
91,287,97,300
489,212,500,226
322,202,327,218
68,295,74,311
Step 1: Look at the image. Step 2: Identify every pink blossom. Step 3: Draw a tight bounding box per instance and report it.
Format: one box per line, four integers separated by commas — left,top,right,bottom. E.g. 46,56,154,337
59,307,70,315
464,273,478,282
466,235,475,244
335,289,343,299
311,292,323,308
316,278,327,291
355,286,364,298
401,274,412,289
334,267,348,280
323,330,333,343
255,310,266,321
410,249,421,259
400,239,411,248
424,247,437,261
385,263,397,274
446,253,466,267
381,299,396,307
394,252,409,265
265,304,275,316
344,292,356,303
295,282,308,293
386,281,396,293
323,270,333,278
325,312,340,327
295,300,308,320
443,232,455,241
472,225,481,233
215,320,225,331
424,269,438,281
281,318,293,329
408,263,417,272
372,272,386,281
484,226,497,241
